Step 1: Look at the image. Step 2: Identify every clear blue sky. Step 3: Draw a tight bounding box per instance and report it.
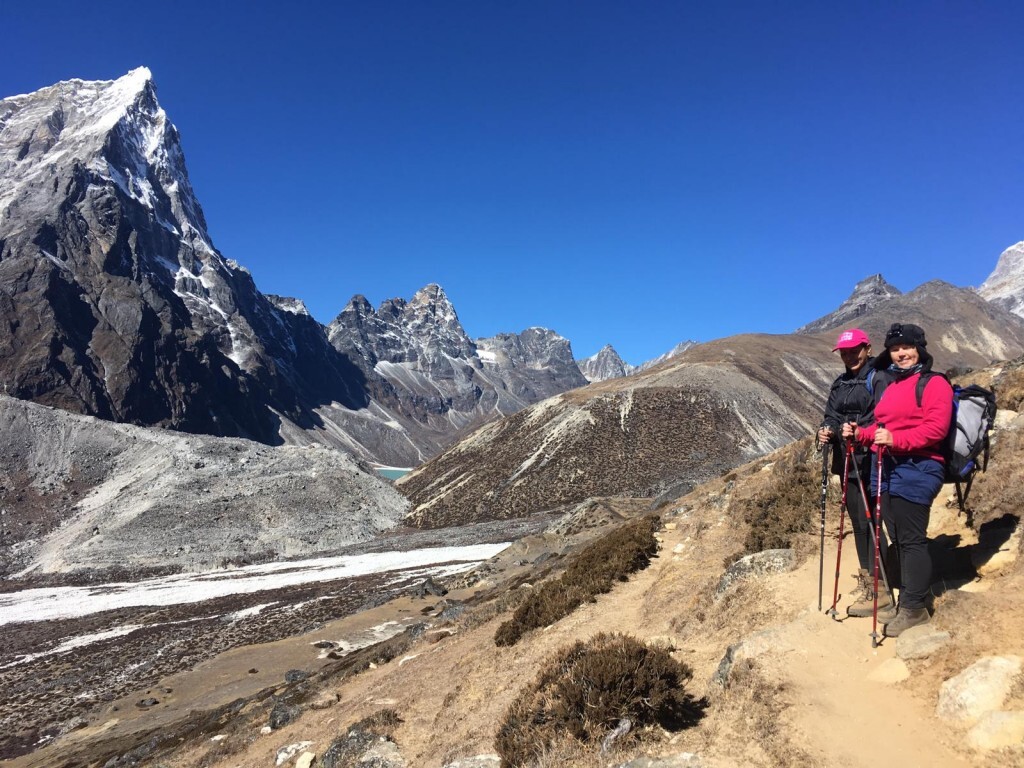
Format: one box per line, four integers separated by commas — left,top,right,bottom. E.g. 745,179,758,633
3,2,1023,365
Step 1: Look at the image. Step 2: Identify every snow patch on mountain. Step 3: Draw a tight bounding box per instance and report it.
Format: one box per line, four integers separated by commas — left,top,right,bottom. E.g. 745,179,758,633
637,340,699,371
979,241,1024,318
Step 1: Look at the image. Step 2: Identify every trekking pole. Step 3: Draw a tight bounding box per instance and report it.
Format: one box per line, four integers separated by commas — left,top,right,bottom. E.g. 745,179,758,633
818,441,830,612
846,441,895,606
828,440,852,619
871,438,887,648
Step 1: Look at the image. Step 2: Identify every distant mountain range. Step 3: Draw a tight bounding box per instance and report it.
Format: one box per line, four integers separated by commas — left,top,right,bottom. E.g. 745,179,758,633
0,70,621,467
401,279,1024,528
3,70,1024,473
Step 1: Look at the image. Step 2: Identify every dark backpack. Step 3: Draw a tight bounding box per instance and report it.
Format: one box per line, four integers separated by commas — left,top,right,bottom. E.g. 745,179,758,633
915,373,998,511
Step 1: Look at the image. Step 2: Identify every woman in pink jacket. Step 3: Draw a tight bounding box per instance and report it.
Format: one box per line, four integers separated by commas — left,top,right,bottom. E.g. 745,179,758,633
843,323,952,637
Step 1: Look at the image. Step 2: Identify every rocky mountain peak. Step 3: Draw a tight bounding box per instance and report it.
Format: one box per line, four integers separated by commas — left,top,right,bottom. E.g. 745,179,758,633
1,68,213,255
265,295,310,316
578,344,636,382
796,273,902,333
979,241,1024,318
637,340,699,372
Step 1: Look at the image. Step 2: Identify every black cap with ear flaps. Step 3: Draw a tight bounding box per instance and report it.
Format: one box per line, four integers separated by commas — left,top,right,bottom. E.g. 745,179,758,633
883,323,927,349
873,322,934,372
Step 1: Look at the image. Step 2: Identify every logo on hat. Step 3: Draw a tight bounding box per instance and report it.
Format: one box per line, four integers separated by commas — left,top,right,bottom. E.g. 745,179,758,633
832,328,870,351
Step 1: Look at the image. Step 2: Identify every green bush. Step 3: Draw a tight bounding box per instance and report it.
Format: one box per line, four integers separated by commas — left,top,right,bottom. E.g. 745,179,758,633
495,633,705,767
495,515,660,647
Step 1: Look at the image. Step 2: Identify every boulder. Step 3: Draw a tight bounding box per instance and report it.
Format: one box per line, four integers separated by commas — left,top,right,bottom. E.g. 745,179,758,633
269,701,302,730
713,626,793,686
936,656,1023,723
275,741,313,766
615,754,706,767
868,658,910,684
715,549,795,598
966,711,1024,751
441,757,501,768
895,628,951,661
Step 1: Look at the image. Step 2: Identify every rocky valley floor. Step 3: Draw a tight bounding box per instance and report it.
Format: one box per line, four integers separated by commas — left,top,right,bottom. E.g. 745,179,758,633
5,435,1024,768
0,518,552,764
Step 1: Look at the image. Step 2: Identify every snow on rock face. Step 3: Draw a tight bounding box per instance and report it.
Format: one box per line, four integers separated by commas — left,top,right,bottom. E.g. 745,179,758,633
637,340,698,372
979,242,1024,318
321,285,589,465
0,70,370,446
578,344,636,382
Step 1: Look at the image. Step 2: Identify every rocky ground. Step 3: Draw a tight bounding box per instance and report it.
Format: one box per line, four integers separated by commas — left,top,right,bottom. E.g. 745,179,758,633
9,414,1018,768
6,362,1024,768
0,516,556,764
0,395,410,577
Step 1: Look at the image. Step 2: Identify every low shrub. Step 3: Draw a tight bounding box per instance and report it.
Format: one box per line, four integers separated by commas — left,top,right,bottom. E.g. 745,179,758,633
320,709,402,768
495,515,660,646
727,442,822,566
495,632,705,767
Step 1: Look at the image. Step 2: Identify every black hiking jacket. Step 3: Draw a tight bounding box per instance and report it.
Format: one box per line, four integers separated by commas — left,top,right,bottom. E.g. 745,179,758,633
821,357,890,476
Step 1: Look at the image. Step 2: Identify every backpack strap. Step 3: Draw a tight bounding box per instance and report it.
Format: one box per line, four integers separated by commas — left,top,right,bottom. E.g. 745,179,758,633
865,369,875,396
914,371,949,407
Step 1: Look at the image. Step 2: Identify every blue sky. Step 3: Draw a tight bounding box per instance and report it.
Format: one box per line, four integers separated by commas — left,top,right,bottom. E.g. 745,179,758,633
3,2,1023,365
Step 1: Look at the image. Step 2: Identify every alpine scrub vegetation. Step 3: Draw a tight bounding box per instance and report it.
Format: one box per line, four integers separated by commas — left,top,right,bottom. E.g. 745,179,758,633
495,632,705,767
728,441,823,565
494,515,660,647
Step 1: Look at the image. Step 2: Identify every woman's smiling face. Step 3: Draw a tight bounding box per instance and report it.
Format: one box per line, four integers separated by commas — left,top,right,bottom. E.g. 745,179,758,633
888,343,920,369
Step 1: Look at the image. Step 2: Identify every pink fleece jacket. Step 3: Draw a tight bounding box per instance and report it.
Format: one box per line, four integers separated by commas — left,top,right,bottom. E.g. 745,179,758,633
857,371,953,460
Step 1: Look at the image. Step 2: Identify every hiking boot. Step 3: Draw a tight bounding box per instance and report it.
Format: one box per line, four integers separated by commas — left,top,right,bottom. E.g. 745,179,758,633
883,607,930,637
847,582,893,618
877,602,898,623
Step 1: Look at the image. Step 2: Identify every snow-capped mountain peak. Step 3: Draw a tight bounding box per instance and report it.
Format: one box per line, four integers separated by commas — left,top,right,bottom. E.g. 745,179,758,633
979,241,1024,318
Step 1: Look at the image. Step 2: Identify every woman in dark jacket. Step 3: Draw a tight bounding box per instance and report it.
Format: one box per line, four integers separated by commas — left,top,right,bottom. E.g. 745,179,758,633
843,323,953,637
817,328,891,617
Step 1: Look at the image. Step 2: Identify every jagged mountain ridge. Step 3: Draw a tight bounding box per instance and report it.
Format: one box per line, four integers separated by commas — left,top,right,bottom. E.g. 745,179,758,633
637,339,699,371
321,285,588,464
0,70,591,467
399,279,1024,528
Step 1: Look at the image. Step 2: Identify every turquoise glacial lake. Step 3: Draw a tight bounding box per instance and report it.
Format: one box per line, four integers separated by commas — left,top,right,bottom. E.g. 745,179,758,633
377,468,412,481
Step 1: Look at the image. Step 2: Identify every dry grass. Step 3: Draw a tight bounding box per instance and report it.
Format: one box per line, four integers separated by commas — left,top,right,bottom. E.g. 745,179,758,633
494,515,660,646
726,441,824,566
699,659,820,768
495,633,705,768
961,418,1024,535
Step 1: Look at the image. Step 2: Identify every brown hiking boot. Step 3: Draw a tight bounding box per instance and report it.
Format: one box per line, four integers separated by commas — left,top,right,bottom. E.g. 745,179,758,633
877,602,898,623
883,607,930,637
847,569,892,618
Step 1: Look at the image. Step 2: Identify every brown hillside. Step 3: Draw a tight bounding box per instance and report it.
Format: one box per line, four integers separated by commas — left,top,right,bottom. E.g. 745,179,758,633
23,357,1024,768
399,281,1024,531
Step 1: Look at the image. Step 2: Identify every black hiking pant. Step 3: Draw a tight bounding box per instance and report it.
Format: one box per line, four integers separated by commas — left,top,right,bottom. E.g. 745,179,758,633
844,455,889,573
882,493,931,610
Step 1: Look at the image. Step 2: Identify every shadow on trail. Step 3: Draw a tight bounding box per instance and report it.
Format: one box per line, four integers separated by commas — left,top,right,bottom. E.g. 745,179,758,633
930,512,1019,598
